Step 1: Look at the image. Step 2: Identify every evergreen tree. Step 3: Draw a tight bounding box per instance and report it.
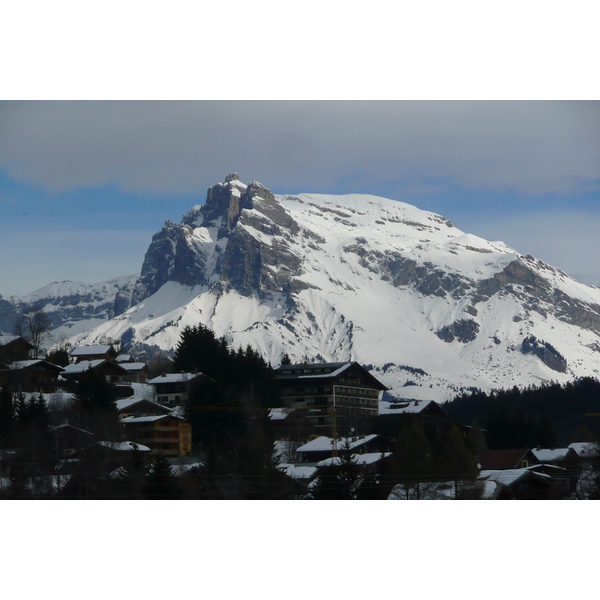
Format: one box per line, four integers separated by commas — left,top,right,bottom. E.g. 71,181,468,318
45,347,70,367
73,370,119,438
0,384,14,444
144,454,180,500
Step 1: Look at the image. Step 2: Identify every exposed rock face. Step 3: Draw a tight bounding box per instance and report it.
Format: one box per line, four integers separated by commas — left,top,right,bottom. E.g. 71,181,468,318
129,174,305,304
1,275,138,335
521,335,567,373
436,319,480,343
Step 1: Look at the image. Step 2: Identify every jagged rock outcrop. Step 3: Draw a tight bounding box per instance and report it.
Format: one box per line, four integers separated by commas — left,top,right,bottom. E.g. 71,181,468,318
131,174,304,303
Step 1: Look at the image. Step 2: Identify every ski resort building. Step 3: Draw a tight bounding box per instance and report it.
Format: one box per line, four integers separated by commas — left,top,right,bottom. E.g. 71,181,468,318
274,362,387,437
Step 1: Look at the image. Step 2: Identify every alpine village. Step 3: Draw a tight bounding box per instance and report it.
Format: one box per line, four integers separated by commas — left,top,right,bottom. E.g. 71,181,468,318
2,318,600,500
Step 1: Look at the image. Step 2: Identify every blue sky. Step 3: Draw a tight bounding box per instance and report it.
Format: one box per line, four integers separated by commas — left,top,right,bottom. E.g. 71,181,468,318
1,100,600,297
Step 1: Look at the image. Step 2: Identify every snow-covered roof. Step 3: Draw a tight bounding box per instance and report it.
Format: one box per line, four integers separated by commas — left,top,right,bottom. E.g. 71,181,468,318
115,354,131,362
120,414,186,423
9,359,64,371
116,397,170,412
316,452,391,467
479,467,552,487
62,359,129,375
96,441,151,452
277,463,318,480
0,334,21,345
148,372,196,384
297,434,379,453
62,359,105,374
70,344,114,356
269,407,294,420
378,399,442,415
568,442,597,457
51,423,93,435
531,448,571,463
119,362,148,371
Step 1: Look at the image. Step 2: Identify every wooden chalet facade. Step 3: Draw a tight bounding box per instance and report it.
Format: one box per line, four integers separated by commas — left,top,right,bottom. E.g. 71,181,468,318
61,359,131,384
120,414,192,457
477,448,539,471
69,344,118,364
147,373,208,407
274,362,388,437
2,359,64,393
116,398,171,420
0,335,35,363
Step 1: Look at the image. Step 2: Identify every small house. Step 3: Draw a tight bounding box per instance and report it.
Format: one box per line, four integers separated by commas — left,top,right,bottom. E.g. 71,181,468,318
69,344,117,364
4,359,64,393
477,448,539,470
61,359,130,384
120,414,192,457
0,335,35,363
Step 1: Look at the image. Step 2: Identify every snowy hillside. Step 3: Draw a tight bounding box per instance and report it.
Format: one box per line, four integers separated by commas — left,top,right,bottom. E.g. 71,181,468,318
64,174,600,401
5,274,138,338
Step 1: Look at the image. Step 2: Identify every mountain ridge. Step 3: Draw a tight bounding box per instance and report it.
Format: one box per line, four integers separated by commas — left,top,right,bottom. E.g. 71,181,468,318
4,174,600,401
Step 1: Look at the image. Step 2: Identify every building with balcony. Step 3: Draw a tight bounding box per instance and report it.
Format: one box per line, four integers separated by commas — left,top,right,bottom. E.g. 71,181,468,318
120,414,192,457
274,362,387,437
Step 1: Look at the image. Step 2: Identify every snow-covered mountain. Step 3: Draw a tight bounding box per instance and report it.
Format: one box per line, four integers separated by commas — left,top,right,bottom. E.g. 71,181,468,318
45,173,600,401
1,275,138,339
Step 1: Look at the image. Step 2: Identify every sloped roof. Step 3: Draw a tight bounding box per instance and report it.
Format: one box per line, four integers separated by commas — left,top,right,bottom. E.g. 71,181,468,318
62,359,129,375
378,399,447,416
477,448,535,470
274,361,388,390
297,434,379,453
96,441,151,452
116,397,170,413
479,467,552,488
531,448,572,463
316,452,391,467
148,372,197,384
119,362,149,372
0,335,34,348
9,359,64,372
120,414,187,423
70,344,115,356
277,464,318,481
568,442,597,457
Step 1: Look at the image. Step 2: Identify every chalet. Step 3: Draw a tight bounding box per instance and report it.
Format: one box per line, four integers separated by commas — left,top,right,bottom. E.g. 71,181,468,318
532,447,579,470
3,359,64,393
379,399,448,417
147,372,207,407
477,448,539,470
479,467,565,500
376,398,451,440
118,362,150,383
116,397,171,420
120,414,192,457
0,335,35,363
274,362,388,436
69,344,117,364
61,359,130,384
